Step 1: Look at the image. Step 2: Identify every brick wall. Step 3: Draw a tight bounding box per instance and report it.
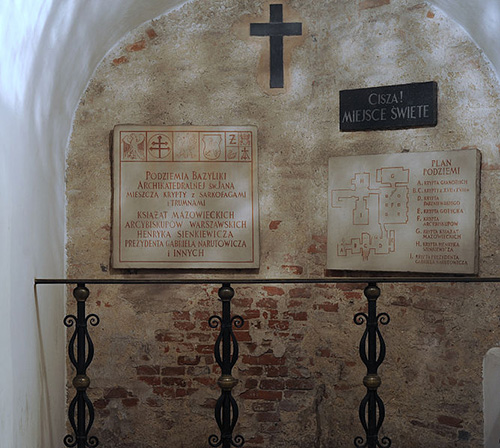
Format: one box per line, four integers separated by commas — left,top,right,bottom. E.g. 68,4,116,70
66,0,500,446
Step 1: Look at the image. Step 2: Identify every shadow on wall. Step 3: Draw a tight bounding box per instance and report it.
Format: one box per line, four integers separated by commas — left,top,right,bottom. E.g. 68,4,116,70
484,347,500,448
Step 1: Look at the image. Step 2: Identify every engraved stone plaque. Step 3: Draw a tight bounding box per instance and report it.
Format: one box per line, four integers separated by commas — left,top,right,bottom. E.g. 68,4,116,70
112,125,259,269
327,149,480,274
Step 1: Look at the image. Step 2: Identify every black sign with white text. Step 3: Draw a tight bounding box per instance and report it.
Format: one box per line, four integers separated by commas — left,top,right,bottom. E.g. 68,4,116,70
340,82,438,131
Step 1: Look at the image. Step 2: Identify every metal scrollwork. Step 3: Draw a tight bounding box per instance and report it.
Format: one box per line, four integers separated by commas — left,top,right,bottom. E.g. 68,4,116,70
208,284,245,448
354,283,392,448
231,315,244,329
377,313,390,326
354,312,368,326
63,284,100,448
209,315,223,329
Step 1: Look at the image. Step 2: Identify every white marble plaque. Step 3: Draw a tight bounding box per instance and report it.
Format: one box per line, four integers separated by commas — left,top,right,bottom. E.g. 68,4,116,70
327,150,480,274
112,125,259,269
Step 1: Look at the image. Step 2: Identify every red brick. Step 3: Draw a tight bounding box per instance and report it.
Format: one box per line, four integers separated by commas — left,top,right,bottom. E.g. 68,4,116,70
289,288,312,299
173,311,190,320
437,415,463,428
146,397,162,407
281,265,303,275
285,379,315,390
312,234,327,243
359,0,390,10
201,398,217,408
260,379,284,390
247,434,265,444
233,331,252,342
336,283,364,291
262,286,285,297
94,398,109,409
317,348,333,357
244,309,260,319
175,389,187,397
268,320,289,331
245,343,258,353
186,332,211,342
252,402,276,412
307,243,326,254
196,344,214,354
153,386,175,397
187,366,210,376
122,397,139,407
291,333,304,341
126,39,146,52
174,321,196,331
138,376,161,386
194,377,216,387
314,302,339,312
162,377,187,387
104,387,129,399
176,343,194,353
155,330,183,342
178,356,201,366
194,311,211,320
136,365,160,375
245,378,258,389
262,310,278,319
233,297,253,307
112,56,128,66
243,354,286,366
242,366,263,376
345,291,363,300
266,366,288,377
288,300,303,308
204,355,215,364
257,298,278,309
146,28,158,39
161,366,185,376
240,390,282,401
269,220,282,230
284,311,308,321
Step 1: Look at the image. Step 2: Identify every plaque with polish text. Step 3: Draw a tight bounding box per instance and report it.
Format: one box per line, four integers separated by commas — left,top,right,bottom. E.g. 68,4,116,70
112,125,259,269
327,149,480,274
340,82,438,131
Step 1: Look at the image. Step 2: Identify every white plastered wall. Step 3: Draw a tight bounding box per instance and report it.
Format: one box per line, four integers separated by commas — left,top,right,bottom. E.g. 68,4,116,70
0,0,499,446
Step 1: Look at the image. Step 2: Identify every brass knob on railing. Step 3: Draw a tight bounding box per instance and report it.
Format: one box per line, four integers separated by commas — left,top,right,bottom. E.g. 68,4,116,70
73,374,91,391
217,375,238,391
363,374,381,390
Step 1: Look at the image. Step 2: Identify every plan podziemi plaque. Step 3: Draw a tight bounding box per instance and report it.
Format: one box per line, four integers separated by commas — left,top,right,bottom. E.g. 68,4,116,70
112,125,259,269
327,150,480,274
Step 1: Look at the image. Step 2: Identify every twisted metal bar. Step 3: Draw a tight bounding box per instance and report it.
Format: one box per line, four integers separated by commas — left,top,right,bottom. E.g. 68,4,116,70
208,283,245,448
354,283,391,448
64,284,100,448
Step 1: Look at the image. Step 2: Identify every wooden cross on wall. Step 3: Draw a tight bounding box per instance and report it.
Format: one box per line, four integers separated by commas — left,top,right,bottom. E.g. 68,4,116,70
250,4,303,89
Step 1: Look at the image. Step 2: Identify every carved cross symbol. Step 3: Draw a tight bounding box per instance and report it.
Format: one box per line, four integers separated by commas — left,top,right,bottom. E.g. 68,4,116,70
250,4,302,89
150,135,171,158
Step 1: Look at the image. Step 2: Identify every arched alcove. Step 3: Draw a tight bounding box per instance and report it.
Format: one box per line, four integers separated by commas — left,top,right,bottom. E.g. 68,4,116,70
64,0,500,446
2,0,500,446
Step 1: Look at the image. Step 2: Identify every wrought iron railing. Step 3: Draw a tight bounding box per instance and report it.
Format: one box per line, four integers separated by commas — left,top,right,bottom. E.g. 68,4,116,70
36,276,500,447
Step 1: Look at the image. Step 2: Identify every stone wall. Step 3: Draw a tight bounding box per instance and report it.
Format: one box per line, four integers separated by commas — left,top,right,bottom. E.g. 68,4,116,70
66,0,500,446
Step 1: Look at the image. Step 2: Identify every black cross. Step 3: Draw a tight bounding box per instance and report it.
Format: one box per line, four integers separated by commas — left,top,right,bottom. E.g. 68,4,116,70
250,4,302,89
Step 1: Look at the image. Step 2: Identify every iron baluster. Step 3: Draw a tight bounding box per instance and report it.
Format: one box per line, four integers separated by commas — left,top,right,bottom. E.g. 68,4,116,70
208,283,245,448
64,284,100,448
354,283,391,448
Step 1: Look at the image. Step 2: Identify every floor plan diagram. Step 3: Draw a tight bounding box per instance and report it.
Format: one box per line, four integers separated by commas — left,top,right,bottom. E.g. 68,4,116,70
331,167,409,261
